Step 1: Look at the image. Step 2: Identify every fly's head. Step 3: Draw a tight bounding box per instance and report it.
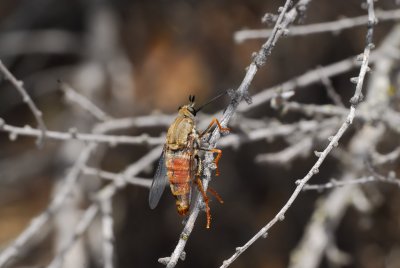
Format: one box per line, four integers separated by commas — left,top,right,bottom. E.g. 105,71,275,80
178,95,197,118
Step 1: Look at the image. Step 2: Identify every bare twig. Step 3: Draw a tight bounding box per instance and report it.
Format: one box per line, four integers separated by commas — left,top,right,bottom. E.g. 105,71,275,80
0,30,82,56
282,101,348,117
0,120,164,146
237,51,379,113
317,66,345,107
235,8,398,42
303,175,400,191
0,60,47,146
289,174,355,268
371,146,400,165
100,199,114,268
59,80,113,122
220,1,375,266
163,1,313,267
0,143,97,267
255,137,313,164
82,166,152,189
47,204,100,268
46,146,162,268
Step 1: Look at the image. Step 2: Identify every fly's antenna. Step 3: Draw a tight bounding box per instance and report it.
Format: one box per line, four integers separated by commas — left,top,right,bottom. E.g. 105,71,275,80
189,95,195,104
194,90,227,114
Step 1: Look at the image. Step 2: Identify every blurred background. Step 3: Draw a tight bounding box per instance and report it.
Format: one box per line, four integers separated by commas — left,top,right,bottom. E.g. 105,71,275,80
1,0,400,267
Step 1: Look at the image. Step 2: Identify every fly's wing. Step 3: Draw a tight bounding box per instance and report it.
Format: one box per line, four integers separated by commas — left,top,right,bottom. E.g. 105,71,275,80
149,151,168,209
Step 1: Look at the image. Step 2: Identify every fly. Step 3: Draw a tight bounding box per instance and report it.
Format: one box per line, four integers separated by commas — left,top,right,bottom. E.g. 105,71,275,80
149,94,229,228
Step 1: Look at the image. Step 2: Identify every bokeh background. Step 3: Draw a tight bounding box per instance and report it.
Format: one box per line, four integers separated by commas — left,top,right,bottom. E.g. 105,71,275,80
1,0,400,267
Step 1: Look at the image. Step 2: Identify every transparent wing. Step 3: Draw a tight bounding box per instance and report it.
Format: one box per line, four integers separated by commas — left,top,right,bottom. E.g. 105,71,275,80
149,151,169,209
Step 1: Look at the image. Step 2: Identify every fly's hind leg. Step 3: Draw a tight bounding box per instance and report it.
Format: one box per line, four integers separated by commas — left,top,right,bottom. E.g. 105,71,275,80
194,155,211,228
199,118,230,138
194,155,224,229
207,187,224,204
195,177,211,229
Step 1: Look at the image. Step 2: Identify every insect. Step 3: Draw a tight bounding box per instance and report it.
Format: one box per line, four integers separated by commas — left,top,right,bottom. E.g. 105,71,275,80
149,94,229,228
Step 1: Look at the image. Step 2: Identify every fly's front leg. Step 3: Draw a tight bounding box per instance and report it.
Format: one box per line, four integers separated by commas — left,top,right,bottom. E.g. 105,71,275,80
200,148,223,176
199,118,230,138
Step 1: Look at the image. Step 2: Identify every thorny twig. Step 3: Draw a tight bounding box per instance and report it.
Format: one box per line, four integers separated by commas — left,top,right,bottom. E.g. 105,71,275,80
220,0,376,267
162,0,313,267
0,60,47,146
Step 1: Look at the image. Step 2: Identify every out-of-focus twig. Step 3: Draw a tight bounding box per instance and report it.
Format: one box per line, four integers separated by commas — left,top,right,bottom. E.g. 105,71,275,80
46,146,162,268
100,199,114,268
58,80,113,122
0,120,164,146
234,8,400,42
371,146,400,165
317,66,345,107
255,137,313,164
0,60,47,146
303,174,400,191
0,30,82,56
82,166,152,189
237,51,379,114
0,143,97,268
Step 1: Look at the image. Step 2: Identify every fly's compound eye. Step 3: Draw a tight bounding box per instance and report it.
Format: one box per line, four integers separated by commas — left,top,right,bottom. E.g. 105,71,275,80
178,106,182,111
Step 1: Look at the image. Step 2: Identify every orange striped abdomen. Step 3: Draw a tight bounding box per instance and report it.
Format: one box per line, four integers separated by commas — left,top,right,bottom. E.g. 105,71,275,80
166,152,192,215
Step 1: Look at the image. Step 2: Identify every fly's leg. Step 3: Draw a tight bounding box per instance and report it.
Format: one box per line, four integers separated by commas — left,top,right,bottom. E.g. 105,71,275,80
194,155,211,229
200,148,223,176
199,118,230,138
195,178,211,229
207,187,224,204
196,154,223,203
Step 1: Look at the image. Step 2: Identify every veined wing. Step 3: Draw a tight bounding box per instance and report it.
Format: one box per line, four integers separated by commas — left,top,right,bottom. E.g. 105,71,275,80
149,151,168,209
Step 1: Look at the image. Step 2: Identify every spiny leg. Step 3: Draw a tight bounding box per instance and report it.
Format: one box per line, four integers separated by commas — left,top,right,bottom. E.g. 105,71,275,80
199,118,230,138
200,148,223,176
195,177,211,229
207,187,224,204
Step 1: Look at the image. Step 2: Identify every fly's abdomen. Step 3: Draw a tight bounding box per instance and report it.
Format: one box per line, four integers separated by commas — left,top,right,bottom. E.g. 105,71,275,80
166,153,192,215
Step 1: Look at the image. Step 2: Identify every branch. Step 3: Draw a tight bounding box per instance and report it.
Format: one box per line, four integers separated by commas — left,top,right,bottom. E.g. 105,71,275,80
46,146,162,268
237,51,379,113
220,1,375,266
82,166,152,189
0,119,164,146
100,199,115,268
235,8,398,42
0,60,47,146
163,0,313,267
58,80,113,122
303,174,400,191
0,143,97,267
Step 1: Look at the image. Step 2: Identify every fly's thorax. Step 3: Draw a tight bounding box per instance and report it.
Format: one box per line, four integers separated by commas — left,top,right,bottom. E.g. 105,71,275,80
166,115,195,150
